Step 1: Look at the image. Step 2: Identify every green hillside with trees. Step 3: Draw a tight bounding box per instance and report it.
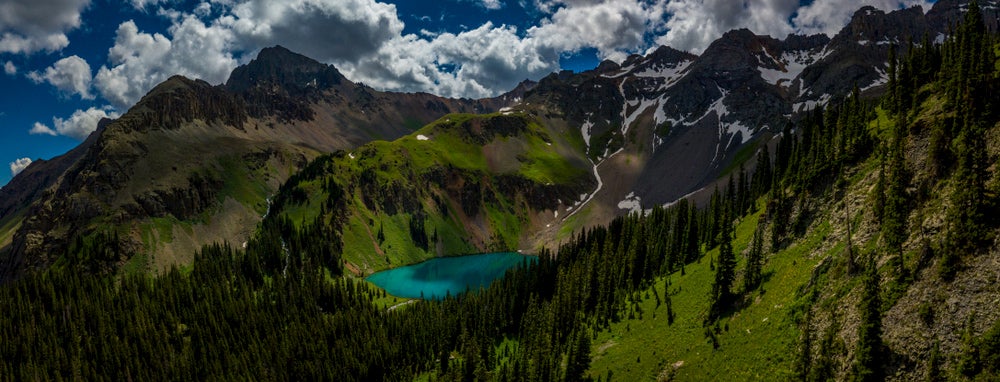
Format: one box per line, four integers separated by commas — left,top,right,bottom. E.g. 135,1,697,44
0,3,997,381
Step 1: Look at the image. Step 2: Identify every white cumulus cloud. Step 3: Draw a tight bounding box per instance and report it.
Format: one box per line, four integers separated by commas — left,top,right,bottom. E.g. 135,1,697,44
339,0,667,97
220,0,405,63
29,122,57,136
657,0,933,54
3,61,15,75
29,107,120,140
794,0,933,36
350,23,557,98
129,0,168,10
529,0,665,62
80,0,671,105
9,157,32,177
63,0,936,109
94,17,237,110
481,0,503,10
27,55,94,99
0,0,90,54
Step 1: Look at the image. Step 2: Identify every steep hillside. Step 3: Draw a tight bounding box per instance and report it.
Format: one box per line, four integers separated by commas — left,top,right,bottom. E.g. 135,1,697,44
512,0,1000,233
0,47,506,281
589,11,1000,380
266,112,595,274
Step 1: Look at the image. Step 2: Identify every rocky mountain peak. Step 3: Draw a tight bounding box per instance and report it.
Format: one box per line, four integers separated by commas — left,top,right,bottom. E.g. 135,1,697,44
645,46,698,65
691,28,779,84
834,4,928,47
496,79,537,102
782,33,830,52
928,0,1000,32
225,45,347,94
224,45,352,122
116,75,246,133
621,45,698,75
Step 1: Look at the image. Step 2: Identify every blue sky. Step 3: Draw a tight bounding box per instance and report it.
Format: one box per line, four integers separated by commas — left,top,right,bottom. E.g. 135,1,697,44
0,0,934,186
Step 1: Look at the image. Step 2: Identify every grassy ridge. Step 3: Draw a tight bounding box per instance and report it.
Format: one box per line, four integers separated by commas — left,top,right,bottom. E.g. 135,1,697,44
589,200,834,380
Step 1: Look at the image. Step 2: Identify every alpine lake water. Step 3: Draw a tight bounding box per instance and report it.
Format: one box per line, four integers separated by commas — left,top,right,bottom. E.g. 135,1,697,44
366,252,536,300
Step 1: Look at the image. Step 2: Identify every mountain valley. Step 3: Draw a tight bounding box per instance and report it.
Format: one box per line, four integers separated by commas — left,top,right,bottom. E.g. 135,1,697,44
0,0,999,380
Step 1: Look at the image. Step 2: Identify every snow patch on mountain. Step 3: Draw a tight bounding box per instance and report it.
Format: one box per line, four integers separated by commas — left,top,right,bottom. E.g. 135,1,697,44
634,60,693,91
581,120,594,148
622,98,658,136
603,64,638,79
862,70,889,91
794,93,833,113
617,192,649,215
759,51,809,87
759,48,830,89
563,148,620,221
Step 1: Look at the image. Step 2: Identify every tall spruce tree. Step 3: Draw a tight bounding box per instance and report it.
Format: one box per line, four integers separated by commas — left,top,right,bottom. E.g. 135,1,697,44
564,327,592,382
743,221,765,294
883,112,908,280
852,256,884,382
886,44,898,114
710,205,736,320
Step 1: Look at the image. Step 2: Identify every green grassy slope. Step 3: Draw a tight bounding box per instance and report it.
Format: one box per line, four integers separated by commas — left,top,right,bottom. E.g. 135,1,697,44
271,112,595,275
589,202,833,380
590,50,1000,380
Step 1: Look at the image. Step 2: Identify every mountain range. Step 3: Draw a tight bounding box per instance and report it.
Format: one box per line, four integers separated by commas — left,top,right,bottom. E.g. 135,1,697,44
1,0,1000,380
1,0,997,280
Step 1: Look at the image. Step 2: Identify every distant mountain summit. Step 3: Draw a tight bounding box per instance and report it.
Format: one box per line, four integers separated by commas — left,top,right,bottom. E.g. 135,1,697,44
225,45,349,122
226,45,347,93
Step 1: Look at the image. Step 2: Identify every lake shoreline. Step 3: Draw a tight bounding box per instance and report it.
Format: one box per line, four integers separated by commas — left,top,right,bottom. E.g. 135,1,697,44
366,252,538,300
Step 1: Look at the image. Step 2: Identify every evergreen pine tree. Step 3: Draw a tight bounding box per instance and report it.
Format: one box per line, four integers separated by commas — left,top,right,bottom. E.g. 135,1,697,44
883,112,908,280
743,221,765,294
564,327,592,382
886,44,898,114
709,205,736,321
852,256,883,382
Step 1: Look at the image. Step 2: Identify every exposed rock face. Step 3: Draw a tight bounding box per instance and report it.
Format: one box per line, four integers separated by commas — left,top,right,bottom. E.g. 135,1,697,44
226,46,347,94
798,6,926,107
927,0,1000,32
517,0,998,212
0,118,108,222
226,45,346,122
117,76,249,134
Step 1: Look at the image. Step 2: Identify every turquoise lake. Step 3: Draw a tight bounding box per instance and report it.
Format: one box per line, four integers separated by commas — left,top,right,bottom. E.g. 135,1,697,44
366,252,536,300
